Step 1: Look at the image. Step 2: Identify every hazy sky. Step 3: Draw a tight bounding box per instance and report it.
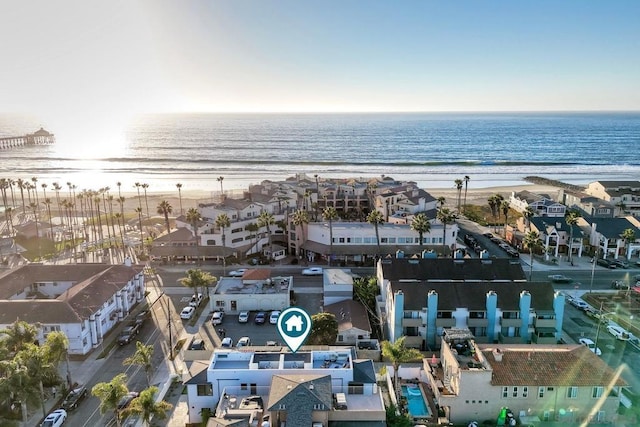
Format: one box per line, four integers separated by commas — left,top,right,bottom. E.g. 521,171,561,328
1,0,639,126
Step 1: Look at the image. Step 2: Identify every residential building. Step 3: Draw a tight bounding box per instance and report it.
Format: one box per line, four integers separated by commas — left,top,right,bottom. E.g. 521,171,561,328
424,330,626,425
209,269,292,314
585,180,640,217
376,257,562,349
186,347,385,426
0,260,145,355
560,189,615,218
324,299,372,345
528,217,584,260
581,217,640,260
322,268,355,306
509,190,565,217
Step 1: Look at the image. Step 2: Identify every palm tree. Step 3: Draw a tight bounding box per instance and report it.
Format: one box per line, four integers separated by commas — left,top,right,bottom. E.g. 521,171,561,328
31,177,39,206
322,206,338,266
176,183,183,215
0,320,38,354
381,337,423,398
186,207,202,243
0,358,39,426
454,179,463,213
123,342,155,386
52,182,63,228
156,200,173,235
40,183,48,202
135,207,145,254
142,183,150,218
123,386,172,427
501,199,510,236
523,231,542,281
215,213,231,270
487,194,503,232
43,198,54,242
411,213,431,249
565,210,581,264
245,222,260,256
291,209,310,257
621,228,636,259
29,202,40,251
436,196,446,209
179,268,217,299
4,207,13,236
217,176,224,196
134,182,142,211
437,207,457,254
257,211,275,261
92,373,130,427
523,206,535,230
367,210,384,256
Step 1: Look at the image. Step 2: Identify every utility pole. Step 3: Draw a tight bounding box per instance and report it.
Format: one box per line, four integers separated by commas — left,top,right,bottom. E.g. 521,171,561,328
589,249,598,294
165,296,173,360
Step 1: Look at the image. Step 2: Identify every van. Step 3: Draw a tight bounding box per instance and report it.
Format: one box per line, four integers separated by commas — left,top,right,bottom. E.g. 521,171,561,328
189,339,205,350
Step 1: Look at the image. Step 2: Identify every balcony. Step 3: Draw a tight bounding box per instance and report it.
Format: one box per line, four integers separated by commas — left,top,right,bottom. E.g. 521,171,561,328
467,318,488,327
436,318,456,327
498,333,522,344
534,317,556,328
500,317,521,327
402,318,423,327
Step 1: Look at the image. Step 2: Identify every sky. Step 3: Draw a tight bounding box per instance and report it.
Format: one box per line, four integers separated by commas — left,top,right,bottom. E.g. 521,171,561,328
0,0,638,134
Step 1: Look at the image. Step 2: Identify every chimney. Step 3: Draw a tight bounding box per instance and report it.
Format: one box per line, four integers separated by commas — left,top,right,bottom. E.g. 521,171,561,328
492,348,503,362
124,256,132,267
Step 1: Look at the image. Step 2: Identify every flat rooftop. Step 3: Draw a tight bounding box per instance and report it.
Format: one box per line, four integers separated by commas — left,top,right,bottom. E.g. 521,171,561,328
214,276,291,295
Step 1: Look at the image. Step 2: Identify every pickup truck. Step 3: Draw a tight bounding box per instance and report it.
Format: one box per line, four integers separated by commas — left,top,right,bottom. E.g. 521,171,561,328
117,322,141,345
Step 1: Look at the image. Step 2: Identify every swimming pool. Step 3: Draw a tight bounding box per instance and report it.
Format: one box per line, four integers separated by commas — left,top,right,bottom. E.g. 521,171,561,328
401,385,431,418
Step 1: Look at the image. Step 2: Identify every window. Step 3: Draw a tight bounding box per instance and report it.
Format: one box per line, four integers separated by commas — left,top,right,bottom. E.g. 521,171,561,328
592,386,603,398
313,404,325,410
197,384,213,396
354,237,362,243
512,387,518,398
538,387,544,398
337,335,344,342
567,387,578,398
502,387,508,398
215,301,225,307
522,386,528,398
241,383,247,390
278,404,286,410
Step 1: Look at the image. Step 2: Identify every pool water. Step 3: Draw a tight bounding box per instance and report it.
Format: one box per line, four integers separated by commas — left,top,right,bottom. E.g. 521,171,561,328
401,385,430,417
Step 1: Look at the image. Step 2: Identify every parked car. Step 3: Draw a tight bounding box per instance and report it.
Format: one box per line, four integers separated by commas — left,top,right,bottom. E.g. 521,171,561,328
254,311,266,324
221,337,234,348
189,293,203,307
612,259,630,269
548,274,572,283
611,280,630,290
40,409,67,427
117,323,141,345
578,338,602,356
212,311,224,325
596,258,617,269
117,392,140,410
61,385,88,411
238,311,249,323
237,336,251,347
607,324,631,341
189,339,205,350
229,268,247,277
302,267,323,276
269,310,281,324
180,306,196,320
135,310,150,326
569,298,590,311
482,232,494,238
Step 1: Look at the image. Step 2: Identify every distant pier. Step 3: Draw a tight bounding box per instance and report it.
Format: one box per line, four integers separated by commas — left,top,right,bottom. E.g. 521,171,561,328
0,127,55,149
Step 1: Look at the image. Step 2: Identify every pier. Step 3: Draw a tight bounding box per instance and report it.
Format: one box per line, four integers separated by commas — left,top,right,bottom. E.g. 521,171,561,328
0,127,55,149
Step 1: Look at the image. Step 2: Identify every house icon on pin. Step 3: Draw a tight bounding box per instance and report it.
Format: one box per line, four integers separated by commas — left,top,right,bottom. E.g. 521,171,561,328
285,314,304,332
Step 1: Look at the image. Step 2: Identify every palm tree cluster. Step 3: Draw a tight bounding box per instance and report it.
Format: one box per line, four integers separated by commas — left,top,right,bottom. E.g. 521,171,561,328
0,321,71,426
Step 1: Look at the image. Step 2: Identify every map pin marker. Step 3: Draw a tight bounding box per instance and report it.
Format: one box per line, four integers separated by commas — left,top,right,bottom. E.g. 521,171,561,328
277,307,312,353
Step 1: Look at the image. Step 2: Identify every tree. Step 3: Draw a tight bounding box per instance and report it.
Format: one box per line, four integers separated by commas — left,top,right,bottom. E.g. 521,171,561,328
523,231,542,281
0,358,39,426
386,403,413,427
217,176,224,195
0,320,38,355
291,209,309,257
135,207,144,254
123,342,155,387
488,194,504,232
123,386,172,427
134,182,142,211
410,213,431,249
92,373,130,427
565,210,581,264
436,207,457,253
462,175,470,214
215,214,231,264
322,206,338,266
156,200,173,235
307,312,338,345
523,206,535,230
621,228,636,258
179,269,217,299
43,198,54,242
257,211,275,261
176,183,183,215
141,183,150,218
245,222,259,256
367,210,384,256
381,337,423,397
501,199,510,236
454,178,463,213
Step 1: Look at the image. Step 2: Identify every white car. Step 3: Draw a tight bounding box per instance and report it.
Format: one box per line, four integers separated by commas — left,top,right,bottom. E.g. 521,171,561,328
269,310,281,324
180,306,196,320
212,311,224,325
41,409,67,427
189,293,203,307
607,324,631,341
221,337,233,348
229,268,247,277
237,336,251,347
578,338,602,356
302,267,323,276
238,311,249,323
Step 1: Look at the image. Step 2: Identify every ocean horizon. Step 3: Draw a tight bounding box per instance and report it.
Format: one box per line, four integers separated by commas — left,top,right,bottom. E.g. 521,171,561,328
1,111,639,193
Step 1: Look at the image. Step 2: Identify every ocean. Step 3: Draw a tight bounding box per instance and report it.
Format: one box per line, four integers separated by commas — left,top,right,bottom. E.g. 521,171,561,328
1,112,639,194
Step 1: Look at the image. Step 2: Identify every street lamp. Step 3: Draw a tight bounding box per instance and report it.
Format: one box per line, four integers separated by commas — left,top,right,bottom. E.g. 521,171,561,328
589,248,598,294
